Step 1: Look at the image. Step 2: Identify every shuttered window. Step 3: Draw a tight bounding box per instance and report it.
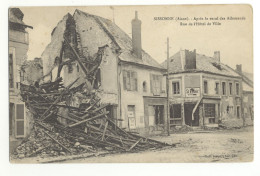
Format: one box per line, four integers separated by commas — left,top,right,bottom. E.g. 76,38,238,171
123,70,138,91
150,74,162,95
15,104,25,137
9,54,14,88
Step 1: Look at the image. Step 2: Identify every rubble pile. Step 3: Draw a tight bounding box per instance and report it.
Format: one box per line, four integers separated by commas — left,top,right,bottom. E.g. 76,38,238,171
13,37,172,159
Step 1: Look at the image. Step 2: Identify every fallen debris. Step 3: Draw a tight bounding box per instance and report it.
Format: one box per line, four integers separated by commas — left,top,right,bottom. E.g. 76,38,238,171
12,37,173,160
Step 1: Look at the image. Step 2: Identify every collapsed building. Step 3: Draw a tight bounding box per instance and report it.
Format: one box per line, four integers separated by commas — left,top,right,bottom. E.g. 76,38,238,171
161,50,254,128
10,10,172,159
41,10,167,135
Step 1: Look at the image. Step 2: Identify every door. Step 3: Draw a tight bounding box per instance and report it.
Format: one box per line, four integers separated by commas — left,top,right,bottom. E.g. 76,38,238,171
127,105,136,129
155,105,164,125
184,103,199,126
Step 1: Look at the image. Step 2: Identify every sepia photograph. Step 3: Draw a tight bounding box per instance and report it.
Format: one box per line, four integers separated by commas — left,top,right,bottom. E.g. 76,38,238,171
8,5,254,164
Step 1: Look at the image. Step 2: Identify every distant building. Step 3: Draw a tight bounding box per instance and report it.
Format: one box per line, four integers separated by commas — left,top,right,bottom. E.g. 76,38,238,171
234,64,254,124
21,57,43,85
162,50,247,128
9,8,33,152
41,10,167,135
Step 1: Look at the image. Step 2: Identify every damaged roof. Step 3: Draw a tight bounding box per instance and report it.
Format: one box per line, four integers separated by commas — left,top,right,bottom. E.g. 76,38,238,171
161,51,241,77
74,9,165,70
9,8,33,29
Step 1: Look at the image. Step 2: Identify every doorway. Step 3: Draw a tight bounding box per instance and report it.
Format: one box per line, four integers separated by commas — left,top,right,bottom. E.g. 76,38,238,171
148,105,164,126
184,103,199,126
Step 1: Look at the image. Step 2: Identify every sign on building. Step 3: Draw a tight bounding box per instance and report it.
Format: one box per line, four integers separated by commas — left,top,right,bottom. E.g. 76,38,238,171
185,88,200,97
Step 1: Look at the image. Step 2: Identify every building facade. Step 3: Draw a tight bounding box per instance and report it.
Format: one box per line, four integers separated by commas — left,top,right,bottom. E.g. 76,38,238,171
235,64,254,125
9,8,33,151
162,49,244,128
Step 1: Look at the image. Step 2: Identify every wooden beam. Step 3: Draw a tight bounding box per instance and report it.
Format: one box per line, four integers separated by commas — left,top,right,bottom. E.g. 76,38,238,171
64,37,89,76
128,138,142,151
40,77,79,121
68,111,109,128
56,113,79,123
101,121,108,141
43,130,72,153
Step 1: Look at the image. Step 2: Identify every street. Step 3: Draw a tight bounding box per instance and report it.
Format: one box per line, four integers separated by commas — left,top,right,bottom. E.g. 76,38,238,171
60,126,254,163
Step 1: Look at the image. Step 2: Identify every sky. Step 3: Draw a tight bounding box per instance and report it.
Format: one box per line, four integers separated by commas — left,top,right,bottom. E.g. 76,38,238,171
20,5,253,73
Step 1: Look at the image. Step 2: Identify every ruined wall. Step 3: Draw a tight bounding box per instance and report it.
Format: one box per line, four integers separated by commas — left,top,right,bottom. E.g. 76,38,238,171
41,14,69,81
73,10,119,96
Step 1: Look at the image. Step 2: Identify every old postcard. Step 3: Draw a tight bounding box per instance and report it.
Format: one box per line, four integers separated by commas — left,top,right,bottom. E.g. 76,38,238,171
9,5,253,163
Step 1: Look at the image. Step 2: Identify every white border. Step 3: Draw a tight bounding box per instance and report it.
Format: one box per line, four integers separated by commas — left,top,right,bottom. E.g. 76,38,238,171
1,1,259,176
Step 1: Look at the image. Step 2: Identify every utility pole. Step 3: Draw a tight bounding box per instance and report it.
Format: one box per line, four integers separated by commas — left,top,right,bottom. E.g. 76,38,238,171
110,6,115,23
166,37,170,136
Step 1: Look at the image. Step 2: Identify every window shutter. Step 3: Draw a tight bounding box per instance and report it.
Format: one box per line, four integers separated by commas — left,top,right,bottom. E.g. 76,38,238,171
150,74,153,93
159,75,163,93
15,104,25,137
131,71,137,91
126,71,131,90
123,70,127,90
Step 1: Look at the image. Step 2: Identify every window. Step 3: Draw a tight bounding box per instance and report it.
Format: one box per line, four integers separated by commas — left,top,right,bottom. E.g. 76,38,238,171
236,83,240,96
143,81,147,92
123,70,138,91
204,80,208,94
172,81,180,95
226,105,234,114
204,104,216,124
68,64,73,73
236,106,240,118
229,83,233,95
222,82,226,95
150,74,162,95
9,54,14,88
15,104,25,138
215,82,219,95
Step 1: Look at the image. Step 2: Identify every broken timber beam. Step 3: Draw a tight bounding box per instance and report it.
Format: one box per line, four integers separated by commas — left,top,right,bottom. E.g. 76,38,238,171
128,138,142,151
43,130,72,153
68,111,109,128
64,37,89,76
40,78,79,121
101,121,108,141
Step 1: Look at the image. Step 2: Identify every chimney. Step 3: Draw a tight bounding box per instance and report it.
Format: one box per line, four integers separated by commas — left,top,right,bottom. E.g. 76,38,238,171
213,51,220,62
180,49,196,70
131,11,142,59
236,64,242,73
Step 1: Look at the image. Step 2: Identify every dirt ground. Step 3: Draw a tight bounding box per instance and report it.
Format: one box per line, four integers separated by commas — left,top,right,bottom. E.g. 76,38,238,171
12,126,253,163
61,126,254,163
